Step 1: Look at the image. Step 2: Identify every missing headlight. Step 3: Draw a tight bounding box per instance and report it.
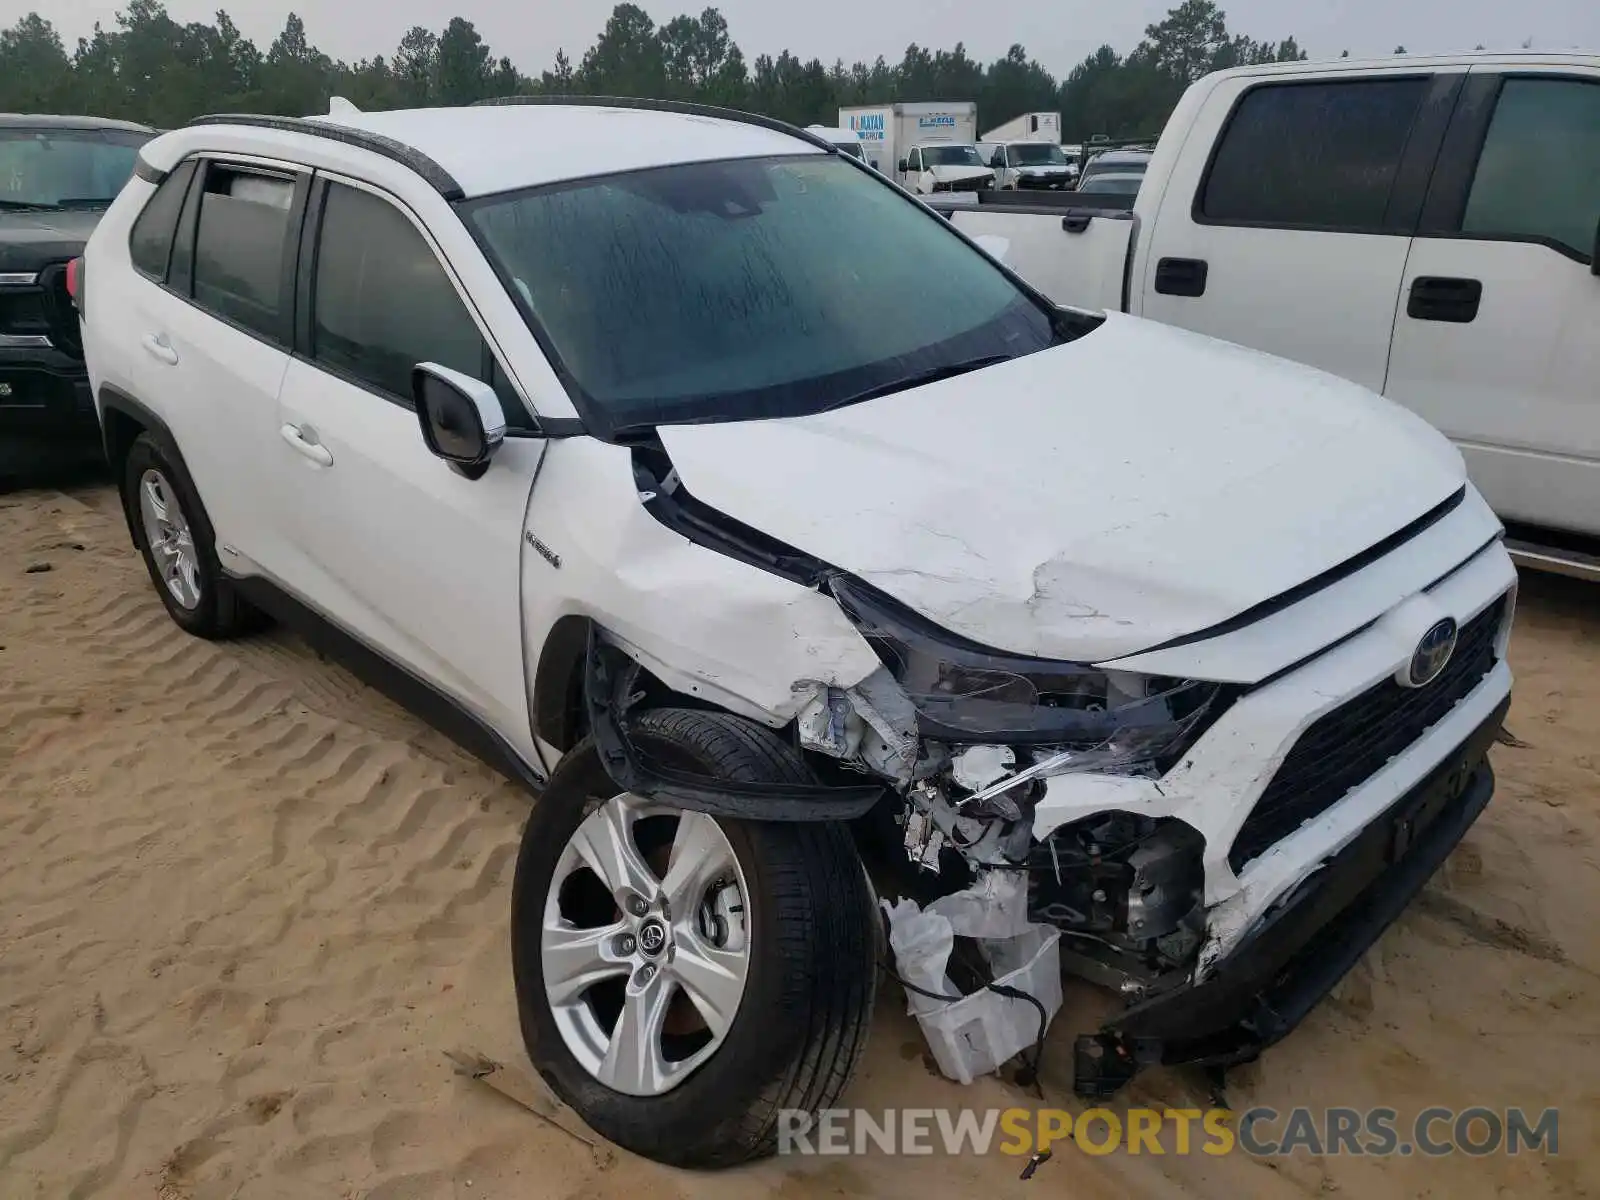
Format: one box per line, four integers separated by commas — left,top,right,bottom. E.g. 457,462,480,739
830,574,1232,772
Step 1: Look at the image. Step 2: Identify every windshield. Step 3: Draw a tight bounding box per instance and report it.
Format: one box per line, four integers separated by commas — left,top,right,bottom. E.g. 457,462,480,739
1082,156,1148,182
465,154,1055,433
0,128,149,209
1078,174,1143,195
922,145,983,167
1011,143,1067,166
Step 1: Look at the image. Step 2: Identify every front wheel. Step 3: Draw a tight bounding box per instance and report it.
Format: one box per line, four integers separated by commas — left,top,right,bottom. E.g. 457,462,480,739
510,708,877,1168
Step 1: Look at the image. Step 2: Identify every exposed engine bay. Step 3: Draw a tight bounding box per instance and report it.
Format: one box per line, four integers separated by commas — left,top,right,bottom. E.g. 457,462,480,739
787,572,1232,994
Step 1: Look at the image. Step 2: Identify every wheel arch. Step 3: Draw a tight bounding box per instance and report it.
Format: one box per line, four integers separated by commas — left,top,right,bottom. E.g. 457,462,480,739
580,633,884,822
98,385,194,548
531,612,595,754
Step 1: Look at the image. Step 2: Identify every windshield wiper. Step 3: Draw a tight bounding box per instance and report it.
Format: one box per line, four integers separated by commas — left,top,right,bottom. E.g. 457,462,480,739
816,354,1016,414
53,197,114,210
0,199,60,212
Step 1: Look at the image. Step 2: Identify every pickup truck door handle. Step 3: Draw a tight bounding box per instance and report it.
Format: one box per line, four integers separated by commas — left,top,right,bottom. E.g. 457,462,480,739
1062,212,1094,234
1154,257,1209,298
140,332,179,365
1407,276,1482,323
280,423,334,467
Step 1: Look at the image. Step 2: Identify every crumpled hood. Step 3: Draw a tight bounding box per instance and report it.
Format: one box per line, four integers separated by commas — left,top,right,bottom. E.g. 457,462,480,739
0,209,103,273
657,312,1467,664
928,164,993,184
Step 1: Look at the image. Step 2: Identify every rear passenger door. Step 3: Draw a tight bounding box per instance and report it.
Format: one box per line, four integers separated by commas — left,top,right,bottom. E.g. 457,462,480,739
119,156,308,570
269,174,543,743
1386,68,1600,537
1137,70,1463,393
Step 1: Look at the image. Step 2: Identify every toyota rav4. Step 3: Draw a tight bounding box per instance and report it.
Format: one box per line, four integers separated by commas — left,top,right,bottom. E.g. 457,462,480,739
78,97,1517,1169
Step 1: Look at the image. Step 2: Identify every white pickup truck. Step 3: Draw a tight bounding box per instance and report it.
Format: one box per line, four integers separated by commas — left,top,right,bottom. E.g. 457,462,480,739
933,53,1600,580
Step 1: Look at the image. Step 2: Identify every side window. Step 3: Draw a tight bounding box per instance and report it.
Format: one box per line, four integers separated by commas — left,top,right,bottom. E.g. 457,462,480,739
129,159,197,281
192,164,297,342
1199,78,1430,231
311,182,487,405
1462,77,1600,263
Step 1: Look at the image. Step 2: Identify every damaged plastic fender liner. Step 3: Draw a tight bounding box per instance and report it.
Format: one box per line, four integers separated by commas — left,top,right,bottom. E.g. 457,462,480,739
584,634,885,820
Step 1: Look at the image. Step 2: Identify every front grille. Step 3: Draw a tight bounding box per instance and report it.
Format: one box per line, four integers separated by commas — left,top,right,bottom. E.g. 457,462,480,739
36,263,81,356
0,263,79,357
1228,594,1507,872
0,288,50,335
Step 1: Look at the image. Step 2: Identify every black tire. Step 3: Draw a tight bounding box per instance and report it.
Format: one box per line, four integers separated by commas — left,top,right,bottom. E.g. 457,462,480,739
123,432,260,639
511,708,877,1168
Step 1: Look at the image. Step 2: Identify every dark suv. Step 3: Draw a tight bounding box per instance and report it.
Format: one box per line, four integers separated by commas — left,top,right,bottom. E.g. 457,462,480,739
1,114,155,477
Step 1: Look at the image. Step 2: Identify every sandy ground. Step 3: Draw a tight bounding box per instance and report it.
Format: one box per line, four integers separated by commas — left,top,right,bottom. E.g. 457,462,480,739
2,481,1597,1200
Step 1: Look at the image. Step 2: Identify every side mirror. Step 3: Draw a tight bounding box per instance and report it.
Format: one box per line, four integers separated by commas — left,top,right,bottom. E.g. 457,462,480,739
412,362,506,478
990,152,1005,168
897,158,909,173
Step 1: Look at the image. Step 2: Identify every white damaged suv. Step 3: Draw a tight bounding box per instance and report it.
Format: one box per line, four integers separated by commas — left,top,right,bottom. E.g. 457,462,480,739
78,97,1517,1167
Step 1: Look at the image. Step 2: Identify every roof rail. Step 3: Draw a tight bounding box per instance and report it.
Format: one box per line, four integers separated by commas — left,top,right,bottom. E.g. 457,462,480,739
181,112,465,200
470,94,838,154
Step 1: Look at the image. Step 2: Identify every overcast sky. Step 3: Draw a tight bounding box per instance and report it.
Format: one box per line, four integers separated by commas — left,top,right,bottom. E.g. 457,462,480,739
17,0,1600,78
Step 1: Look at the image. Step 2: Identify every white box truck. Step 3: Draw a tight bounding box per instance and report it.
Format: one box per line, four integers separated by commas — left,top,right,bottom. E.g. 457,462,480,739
981,111,1062,143
838,101,987,193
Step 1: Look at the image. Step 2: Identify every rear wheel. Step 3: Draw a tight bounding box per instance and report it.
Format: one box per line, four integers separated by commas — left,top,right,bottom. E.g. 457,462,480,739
124,433,259,639
511,708,877,1168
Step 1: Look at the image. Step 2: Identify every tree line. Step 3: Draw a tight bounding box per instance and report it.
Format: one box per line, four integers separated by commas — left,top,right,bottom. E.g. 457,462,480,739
0,0,1312,140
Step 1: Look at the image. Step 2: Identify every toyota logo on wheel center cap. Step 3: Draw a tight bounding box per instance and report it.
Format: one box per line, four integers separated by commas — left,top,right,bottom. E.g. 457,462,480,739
637,919,668,957
1405,617,1459,688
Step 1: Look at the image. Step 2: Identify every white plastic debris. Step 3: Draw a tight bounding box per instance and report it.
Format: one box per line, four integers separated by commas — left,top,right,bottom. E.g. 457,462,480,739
951,744,1016,793
882,884,1064,1086
926,869,1033,940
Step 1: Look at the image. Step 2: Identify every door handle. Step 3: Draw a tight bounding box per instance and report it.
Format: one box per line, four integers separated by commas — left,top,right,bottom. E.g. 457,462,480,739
279,423,333,467
1154,257,1209,297
1407,276,1482,323
140,333,179,365
1062,211,1094,234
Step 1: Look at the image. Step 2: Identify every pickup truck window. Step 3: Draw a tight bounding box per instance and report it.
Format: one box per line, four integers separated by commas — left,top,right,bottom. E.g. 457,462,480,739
465,154,1055,433
1462,77,1600,263
1199,78,1429,232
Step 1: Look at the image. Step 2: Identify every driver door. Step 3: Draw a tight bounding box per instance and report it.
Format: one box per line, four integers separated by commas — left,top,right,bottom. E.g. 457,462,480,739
269,174,543,741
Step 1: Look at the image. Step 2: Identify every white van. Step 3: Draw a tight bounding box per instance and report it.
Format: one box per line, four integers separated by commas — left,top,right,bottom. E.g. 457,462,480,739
805,125,870,165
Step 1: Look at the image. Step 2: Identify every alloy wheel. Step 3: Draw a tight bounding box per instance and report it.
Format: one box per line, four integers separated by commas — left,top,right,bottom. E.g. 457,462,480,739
541,794,751,1096
137,468,202,611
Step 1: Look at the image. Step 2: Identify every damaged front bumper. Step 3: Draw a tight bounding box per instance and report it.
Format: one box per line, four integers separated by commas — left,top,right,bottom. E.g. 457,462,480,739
1073,695,1507,1098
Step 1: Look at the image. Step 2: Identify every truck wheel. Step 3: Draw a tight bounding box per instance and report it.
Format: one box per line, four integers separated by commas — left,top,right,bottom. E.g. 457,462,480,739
124,433,259,639
511,708,877,1168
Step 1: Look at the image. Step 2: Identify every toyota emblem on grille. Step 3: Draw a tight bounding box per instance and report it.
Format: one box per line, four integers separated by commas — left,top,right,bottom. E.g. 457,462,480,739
1405,618,1459,688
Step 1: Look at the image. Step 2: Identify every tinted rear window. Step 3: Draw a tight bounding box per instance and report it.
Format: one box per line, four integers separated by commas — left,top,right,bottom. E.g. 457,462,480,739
1199,78,1429,230
191,166,296,341
129,159,197,280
